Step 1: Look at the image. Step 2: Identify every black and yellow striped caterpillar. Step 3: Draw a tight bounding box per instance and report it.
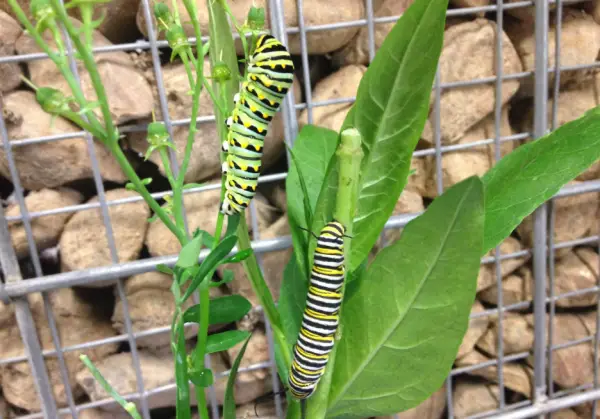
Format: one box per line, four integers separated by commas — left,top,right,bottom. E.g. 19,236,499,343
288,220,347,400
220,34,295,215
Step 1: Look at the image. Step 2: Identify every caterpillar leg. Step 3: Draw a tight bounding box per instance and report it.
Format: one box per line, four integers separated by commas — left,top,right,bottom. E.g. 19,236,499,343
220,197,235,215
221,162,229,174
221,140,229,152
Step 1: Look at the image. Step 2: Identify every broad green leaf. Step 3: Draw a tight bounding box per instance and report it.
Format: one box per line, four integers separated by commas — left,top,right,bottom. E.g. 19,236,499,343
341,0,449,271
180,235,238,302
183,295,252,325
279,253,308,349
221,248,253,264
176,233,203,268
223,335,252,419
156,263,173,275
188,367,214,388
206,330,251,354
286,124,340,277
328,176,484,418
482,107,600,254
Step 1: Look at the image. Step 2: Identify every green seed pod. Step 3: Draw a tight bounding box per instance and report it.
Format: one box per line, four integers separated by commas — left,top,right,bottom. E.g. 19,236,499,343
166,24,188,51
35,87,70,115
154,3,171,24
212,63,232,83
247,6,266,31
147,121,169,144
30,0,56,32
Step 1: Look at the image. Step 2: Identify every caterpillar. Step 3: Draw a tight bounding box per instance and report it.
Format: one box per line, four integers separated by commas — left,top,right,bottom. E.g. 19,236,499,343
220,34,295,215
288,221,347,400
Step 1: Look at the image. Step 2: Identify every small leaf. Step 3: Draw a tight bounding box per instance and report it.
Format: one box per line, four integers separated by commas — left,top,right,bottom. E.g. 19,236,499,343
156,263,173,275
286,143,314,230
188,367,214,388
279,254,307,349
206,330,250,354
211,269,234,287
125,182,137,191
176,233,204,268
223,335,252,419
180,235,238,302
183,295,252,325
221,248,253,264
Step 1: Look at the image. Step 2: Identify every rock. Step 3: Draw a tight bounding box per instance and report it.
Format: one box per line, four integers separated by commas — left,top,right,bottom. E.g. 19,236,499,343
60,188,150,275
421,19,522,144
381,188,425,245
15,18,153,126
0,11,22,93
220,215,291,308
453,381,499,419
0,91,127,189
589,0,600,24
505,1,590,23
552,249,599,307
456,301,490,360
228,328,270,384
137,0,364,55
424,107,514,197
506,9,600,96
517,181,599,257
333,0,416,66
456,350,533,396
551,410,583,419
0,392,8,418
128,60,298,183
477,237,528,292
112,271,225,349
525,313,593,389
375,386,446,419
6,188,83,259
298,65,368,133
61,408,132,419
236,398,282,419
0,289,118,410
476,313,534,356
407,156,429,197
145,189,279,257
449,0,489,8
70,0,141,43
478,267,534,307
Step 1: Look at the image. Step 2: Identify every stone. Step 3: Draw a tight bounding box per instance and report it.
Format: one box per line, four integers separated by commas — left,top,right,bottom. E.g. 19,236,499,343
333,0,416,66
476,313,534,356
589,0,600,24
228,328,270,384
505,1,591,22
375,386,446,419
449,0,489,8
552,249,599,308
220,215,292,307
298,65,368,133
421,19,522,144
453,381,499,419
59,188,150,275
517,181,599,257
137,0,364,55
477,237,528,292
0,11,22,93
478,267,534,308
424,107,514,197
236,398,282,419
0,91,127,190
0,289,118,410
456,350,533,396
6,188,83,259
70,0,141,44
15,18,153,126
145,189,279,257
506,9,600,96
456,301,490,360
128,60,298,183
0,393,8,418
112,271,225,349
407,156,429,198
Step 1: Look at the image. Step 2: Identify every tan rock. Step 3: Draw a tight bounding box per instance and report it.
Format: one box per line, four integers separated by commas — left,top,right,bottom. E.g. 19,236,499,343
137,0,364,55
422,19,522,144
456,350,533,396
590,0,600,24
220,215,291,307
0,90,127,189
60,189,150,275
0,11,22,93
477,313,534,356
15,18,153,126
407,156,429,197
375,386,446,419
298,65,367,133
6,188,83,259
477,237,528,292
456,301,490,360
236,398,283,419
0,392,8,418
0,289,118,410
552,249,599,307
70,0,141,44
228,328,270,385
145,189,279,257
128,61,297,183
453,381,499,419
517,181,599,257
552,410,583,419
506,9,600,96
449,0,489,7
478,267,534,307
334,0,416,66
505,1,590,23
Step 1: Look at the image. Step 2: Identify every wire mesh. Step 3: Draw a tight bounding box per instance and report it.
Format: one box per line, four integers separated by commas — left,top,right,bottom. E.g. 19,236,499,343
0,0,599,418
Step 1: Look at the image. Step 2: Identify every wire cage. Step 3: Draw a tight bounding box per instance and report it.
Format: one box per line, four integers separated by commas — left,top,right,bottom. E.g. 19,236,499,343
0,0,599,418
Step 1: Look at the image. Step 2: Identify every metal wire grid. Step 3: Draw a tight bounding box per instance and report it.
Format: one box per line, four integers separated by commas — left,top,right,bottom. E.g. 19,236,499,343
0,0,598,418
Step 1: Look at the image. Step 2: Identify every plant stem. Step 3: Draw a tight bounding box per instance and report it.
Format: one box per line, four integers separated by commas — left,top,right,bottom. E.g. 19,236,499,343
306,128,364,419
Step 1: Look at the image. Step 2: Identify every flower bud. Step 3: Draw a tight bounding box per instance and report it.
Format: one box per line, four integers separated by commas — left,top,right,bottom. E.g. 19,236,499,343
247,6,266,31
154,2,171,25
212,63,232,83
35,87,69,114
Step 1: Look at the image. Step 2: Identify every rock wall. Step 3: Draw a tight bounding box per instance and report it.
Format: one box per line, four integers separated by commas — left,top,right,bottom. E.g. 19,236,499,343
0,1,599,418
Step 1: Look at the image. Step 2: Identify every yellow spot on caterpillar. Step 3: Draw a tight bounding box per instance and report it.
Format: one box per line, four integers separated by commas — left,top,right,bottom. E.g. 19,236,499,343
264,80,272,87
243,121,251,128
241,164,248,171
240,141,248,148
229,161,234,167
234,116,239,123
258,94,265,100
282,64,286,69
269,100,275,106
241,184,247,190
255,145,262,151
251,75,257,81
257,127,264,133
270,63,276,69
250,105,257,112
278,87,282,92
262,112,269,118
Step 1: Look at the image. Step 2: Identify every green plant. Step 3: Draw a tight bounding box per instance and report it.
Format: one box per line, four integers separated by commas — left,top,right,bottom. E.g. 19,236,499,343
8,0,600,418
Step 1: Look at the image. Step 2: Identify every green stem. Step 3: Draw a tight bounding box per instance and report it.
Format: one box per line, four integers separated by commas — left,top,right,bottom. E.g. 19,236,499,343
180,52,196,89
306,128,364,419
